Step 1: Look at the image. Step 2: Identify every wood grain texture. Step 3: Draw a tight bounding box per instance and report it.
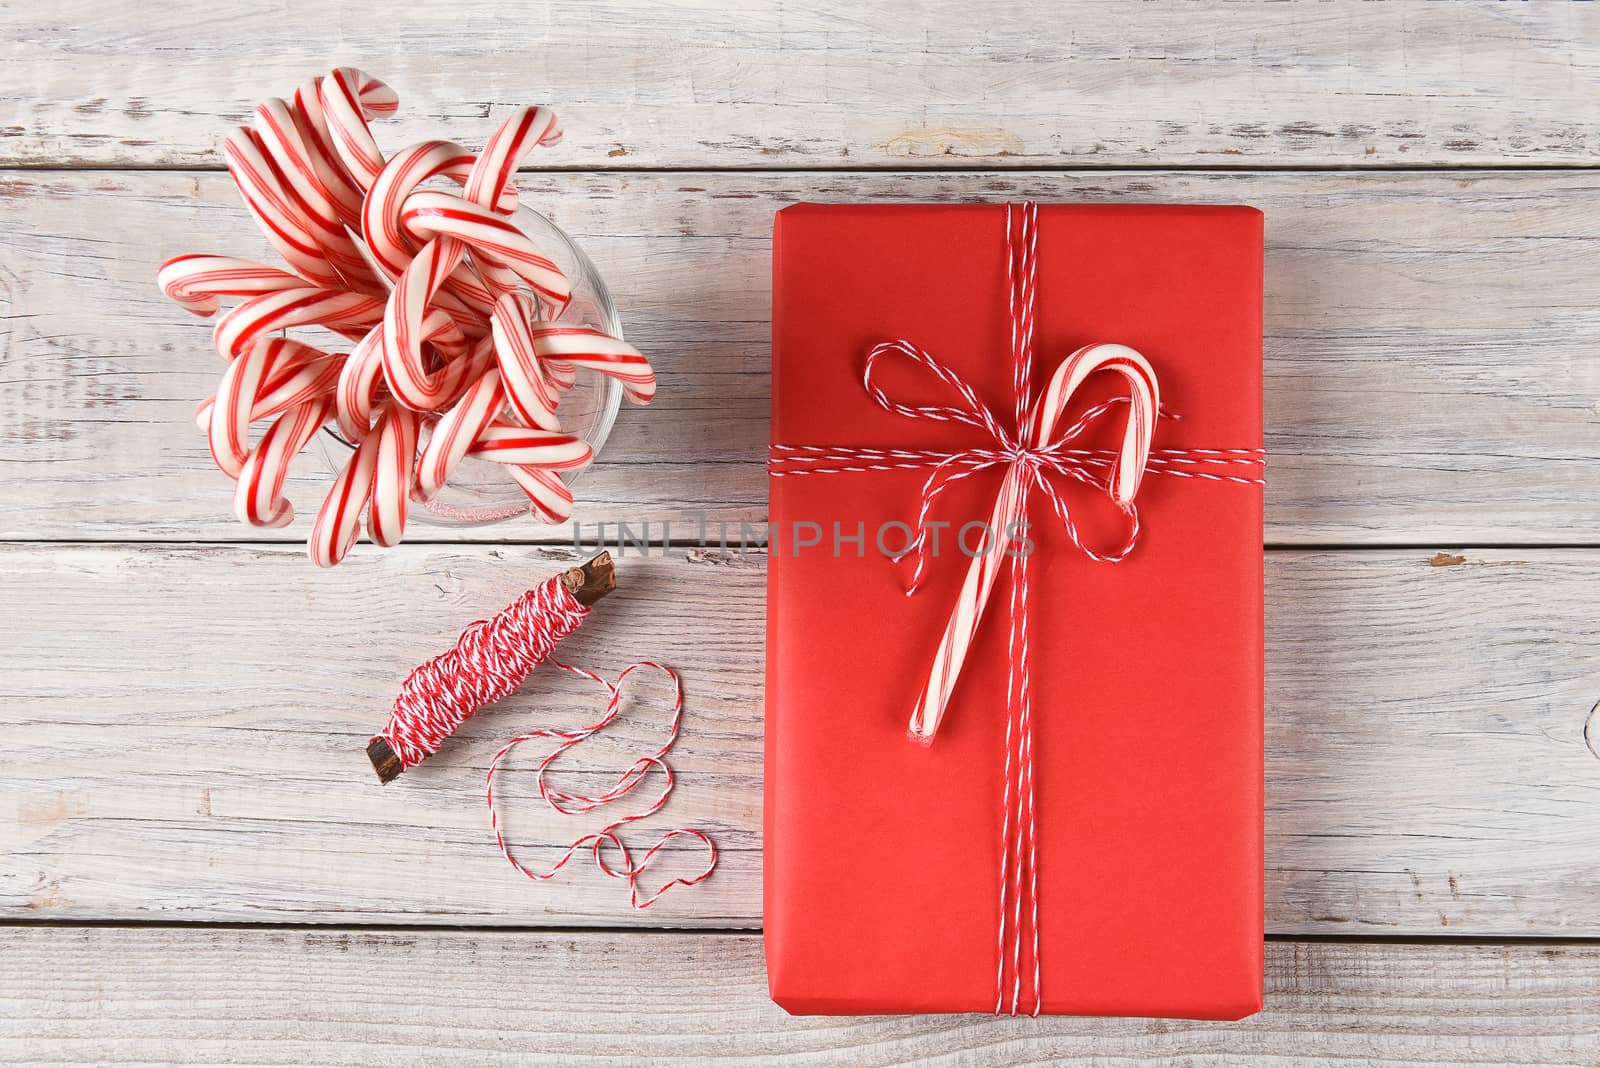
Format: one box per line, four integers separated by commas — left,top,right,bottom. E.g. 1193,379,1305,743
4,1,1600,169
3,170,1599,545
1,928,1597,1067
2,544,1596,933
5,2,1597,1055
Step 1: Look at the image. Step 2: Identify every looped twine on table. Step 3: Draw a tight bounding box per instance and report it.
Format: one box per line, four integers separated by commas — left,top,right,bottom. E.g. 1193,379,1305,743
487,659,717,909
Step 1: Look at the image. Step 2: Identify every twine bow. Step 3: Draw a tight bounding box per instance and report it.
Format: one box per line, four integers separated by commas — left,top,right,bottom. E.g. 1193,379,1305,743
767,201,1264,1015
868,336,1159,744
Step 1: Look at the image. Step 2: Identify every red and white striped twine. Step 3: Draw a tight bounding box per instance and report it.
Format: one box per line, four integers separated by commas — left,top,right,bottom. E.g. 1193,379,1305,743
374,574,715,907
766,202,1265,1016
487,659,716,909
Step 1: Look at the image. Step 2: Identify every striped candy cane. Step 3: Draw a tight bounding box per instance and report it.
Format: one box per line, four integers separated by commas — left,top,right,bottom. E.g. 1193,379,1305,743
414,367,514,499
383,106,564,410
198,338,341,478
468,423,593,523
515,323,657,404
157,255,306,316
211,287,383,361
316,66,400,195
366,404,421,548
491,293,565,431
309,414,383,567
234,397,335,528
905,342,1158,743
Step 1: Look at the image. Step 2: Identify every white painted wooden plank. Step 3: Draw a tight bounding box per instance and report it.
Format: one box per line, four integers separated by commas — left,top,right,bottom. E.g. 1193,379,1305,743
0,928,1595,1066
2,170,1598,545
4,1,1600,168
2,545,1596,934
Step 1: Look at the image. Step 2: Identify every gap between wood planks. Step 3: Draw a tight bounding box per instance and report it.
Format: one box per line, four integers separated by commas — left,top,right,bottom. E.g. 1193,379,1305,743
10,162,1600,174
0,918,1597,948
1,538,1597,552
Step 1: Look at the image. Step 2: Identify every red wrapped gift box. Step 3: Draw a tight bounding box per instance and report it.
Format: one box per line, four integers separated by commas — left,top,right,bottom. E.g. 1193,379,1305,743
765,202,1264,1019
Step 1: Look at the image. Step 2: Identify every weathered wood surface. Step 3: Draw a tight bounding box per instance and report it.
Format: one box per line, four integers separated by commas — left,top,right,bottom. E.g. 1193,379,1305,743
5,2,1600,170
1,928,1596,1067
5,1,1600,1056
3,169,1599,546
3,544,1596,934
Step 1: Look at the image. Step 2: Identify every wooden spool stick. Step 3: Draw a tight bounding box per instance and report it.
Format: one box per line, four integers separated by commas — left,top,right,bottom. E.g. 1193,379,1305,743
365,552,617,784
561,551,619,607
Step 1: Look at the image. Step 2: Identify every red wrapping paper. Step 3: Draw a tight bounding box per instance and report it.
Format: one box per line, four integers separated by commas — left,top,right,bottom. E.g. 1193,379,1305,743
765,203,1264,1019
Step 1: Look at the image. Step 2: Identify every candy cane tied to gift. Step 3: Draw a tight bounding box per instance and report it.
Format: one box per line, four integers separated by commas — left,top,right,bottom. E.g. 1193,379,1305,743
157,69,658,567
767,201,1266,1017
888,340,1159,744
